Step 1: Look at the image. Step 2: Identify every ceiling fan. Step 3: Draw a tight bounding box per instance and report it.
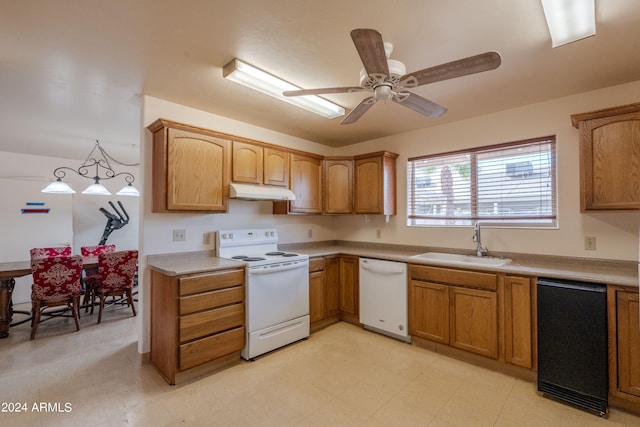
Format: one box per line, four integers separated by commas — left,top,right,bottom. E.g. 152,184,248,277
283,29,501,124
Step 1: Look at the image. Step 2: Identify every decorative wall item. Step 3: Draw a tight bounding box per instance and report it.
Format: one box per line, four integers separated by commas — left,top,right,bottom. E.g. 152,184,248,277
21,202,50,214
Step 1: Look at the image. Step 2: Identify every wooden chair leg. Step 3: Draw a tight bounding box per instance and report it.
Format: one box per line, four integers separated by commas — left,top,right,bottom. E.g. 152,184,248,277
127,289,136,317
30,300,41,340
97,294,105,324
72,296,81,331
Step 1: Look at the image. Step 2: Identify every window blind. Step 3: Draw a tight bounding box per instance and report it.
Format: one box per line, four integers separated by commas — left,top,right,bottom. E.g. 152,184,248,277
407,136,557,227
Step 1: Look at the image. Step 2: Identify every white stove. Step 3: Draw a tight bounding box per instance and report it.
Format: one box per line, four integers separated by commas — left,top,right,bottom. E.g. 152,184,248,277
217,229,308,266
216,228,309,360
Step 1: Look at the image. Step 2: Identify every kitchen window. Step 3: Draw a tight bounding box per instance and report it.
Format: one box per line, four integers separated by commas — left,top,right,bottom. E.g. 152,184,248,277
407,136,557,228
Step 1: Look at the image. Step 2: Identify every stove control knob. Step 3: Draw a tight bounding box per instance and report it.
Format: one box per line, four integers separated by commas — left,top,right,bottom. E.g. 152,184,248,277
229,233,234,239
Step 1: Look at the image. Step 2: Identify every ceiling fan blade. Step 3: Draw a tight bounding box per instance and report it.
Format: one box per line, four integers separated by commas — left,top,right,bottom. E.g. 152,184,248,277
283,87,365,97
392,92,447,118
402,52,501,87
341,97,376,124
350,29,389,77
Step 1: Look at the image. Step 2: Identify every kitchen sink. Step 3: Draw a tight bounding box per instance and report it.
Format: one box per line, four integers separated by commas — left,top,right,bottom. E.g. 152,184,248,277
411,252,512,267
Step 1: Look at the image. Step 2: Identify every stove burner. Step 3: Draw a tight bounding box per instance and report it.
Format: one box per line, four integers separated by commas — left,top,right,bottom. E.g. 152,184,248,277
282,253,298,257
244,257,266,262
231,255,249,260
265,251,285,256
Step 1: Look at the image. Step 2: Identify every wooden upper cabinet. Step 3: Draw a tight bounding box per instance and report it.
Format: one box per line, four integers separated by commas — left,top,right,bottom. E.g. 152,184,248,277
354,151,398,215
148,119,231,212
571,102,640,211
263,147,289,187
288,153,323,214
232,142,289,187
232,141,263,184
323,158,353,214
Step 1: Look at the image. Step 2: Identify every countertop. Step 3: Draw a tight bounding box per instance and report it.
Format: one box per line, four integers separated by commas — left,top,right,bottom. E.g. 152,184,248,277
147,251,244,276
147,242,639,289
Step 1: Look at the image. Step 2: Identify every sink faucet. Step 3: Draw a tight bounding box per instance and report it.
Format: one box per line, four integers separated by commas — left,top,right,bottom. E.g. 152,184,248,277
473,221,488,257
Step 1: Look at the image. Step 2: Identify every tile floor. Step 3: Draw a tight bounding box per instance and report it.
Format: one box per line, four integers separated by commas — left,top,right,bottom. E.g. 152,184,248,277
1,303,639,427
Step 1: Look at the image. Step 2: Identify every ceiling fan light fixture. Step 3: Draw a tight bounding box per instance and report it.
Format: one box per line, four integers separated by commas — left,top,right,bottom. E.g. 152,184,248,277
541,0,595,47
223,58,345,119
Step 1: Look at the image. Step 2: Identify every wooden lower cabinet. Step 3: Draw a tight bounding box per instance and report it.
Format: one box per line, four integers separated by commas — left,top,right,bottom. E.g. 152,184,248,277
150,267,245,384
309,255,343,330
608,286,640,406
409,264,499,360
450,286,498,359
409,280,449,344
503,275,533,369
309,258,327,324
339,255,359,323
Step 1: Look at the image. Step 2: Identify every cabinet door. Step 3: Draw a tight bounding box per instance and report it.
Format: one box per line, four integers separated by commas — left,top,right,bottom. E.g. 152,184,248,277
617,291,640,397
572,104,640,211
503,276,532,368
583,116,640,209
325,256,340,317
409,280,449,344
450,287,498,359
354,152,398,215
264,147,289,187
163,128,230,211
339,256,359,316
309,269,326,324
232,141,263,184
354,156,382,214
289,153,323,213
324,159,353,214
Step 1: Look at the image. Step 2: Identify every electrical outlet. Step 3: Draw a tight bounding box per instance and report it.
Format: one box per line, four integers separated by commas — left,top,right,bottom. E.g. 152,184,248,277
173,229,186,242
203,232,211,245
376,229,382,239
584,236,596,250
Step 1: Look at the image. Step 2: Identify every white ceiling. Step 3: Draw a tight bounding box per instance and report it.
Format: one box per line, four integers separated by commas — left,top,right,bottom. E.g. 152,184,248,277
2,0,640,162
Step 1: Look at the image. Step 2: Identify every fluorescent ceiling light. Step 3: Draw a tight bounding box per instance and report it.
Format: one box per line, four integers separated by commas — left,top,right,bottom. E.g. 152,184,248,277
223,58,345,119
541,0,595,47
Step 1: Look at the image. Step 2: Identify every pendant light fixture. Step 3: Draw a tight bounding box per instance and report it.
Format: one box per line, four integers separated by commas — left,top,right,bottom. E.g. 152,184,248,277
42,140,140,196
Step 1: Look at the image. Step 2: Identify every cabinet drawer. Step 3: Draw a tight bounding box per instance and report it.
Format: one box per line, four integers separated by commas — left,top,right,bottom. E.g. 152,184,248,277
179,286,244,315
309,258,325,272
179,304,244,343
179,326,245,371
179,269,244,296
409,264,497,291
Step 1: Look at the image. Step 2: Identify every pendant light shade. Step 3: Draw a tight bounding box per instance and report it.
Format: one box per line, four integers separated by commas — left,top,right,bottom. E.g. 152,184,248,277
82,182,111,196
42,178,76,194
116,183,140,196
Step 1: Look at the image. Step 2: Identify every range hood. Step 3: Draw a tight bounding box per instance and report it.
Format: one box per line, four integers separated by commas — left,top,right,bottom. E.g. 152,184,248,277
229,182,296,201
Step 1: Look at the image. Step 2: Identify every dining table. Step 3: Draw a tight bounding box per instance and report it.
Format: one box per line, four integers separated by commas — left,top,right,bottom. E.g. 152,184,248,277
0,256,97,338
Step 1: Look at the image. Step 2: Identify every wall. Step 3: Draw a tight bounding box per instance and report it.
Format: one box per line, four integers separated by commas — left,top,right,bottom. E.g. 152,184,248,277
333,80,640,262
0,151,140,302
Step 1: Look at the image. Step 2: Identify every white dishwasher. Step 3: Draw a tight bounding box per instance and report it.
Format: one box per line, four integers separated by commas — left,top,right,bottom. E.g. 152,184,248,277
359,257,409,342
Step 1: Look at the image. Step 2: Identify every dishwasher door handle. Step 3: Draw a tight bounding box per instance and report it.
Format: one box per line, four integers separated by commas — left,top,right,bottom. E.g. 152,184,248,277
360,263,406,275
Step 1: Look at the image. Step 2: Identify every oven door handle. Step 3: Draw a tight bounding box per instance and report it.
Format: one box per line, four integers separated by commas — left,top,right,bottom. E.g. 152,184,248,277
248,261,309,275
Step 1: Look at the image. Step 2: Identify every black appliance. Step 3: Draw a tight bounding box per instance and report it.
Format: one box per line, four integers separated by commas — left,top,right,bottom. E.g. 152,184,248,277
537,278,608,416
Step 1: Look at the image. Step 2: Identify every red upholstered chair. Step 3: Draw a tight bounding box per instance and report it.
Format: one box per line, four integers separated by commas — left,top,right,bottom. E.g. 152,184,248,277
30,255,83,340
80,244,116,257
80,244,116,309
30,246,72,259
90,250,138,324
